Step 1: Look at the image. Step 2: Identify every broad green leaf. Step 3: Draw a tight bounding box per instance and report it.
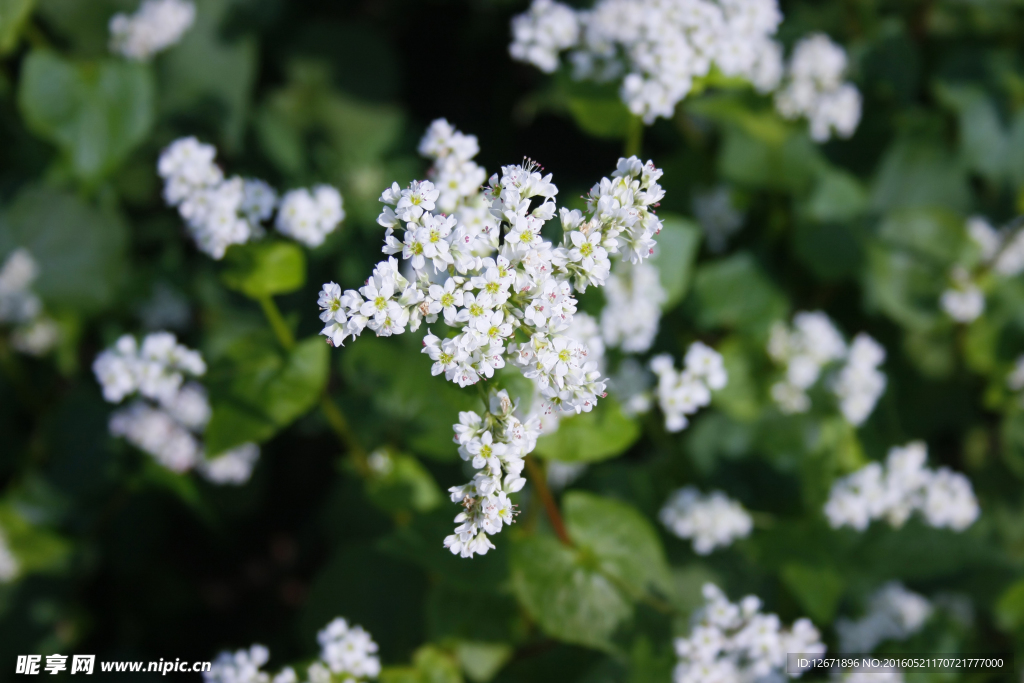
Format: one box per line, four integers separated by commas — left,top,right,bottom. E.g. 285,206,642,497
0,185,127,313
780,563,844,625
510,534,632,651
342,336,478,461
877,208,965,265
557,74,633,140
717,125,824,193
935,82,1008,183
687,94,790,146
792,220,863,282
205,336,328,454
650,214,702,310
18,50,154,182
511,492,670,650
691,252,787,334
158,0,256,149
533,397,640,463
802,168,868,223
996,578,1024,633
564,491,672,597
0,503,70,578
365,449,444,515
221,241,306,299
863,244,943,332
870,137,969,213
0,0,35,54
454,642,512,683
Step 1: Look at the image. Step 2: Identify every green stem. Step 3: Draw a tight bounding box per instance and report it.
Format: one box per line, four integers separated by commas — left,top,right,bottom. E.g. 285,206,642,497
624,114,645,158
320,394,369,474
257,294,295,351
255,293,367,473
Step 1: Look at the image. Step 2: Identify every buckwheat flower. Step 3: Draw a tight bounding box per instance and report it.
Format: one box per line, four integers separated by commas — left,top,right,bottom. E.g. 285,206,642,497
600,261,665,353
775,33,862,141
832,333,886,426
197,443,260,485
674,583,824,683
0,525,18,583
317,618,381,680
241,179,278,231
276,186,345,247
110,402,201,472
509,0,579,73
11,316,60,356
205,644,271,683
160,381,211,431
109,0,195,61
824,441,979,532
837,582,932,654
941,267,985,323
967,216,1001,261
0,248,42,325
660,487,753,554
650,346,726,432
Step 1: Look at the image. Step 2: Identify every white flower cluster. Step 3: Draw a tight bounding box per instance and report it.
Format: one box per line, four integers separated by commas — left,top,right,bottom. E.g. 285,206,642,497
158,137,344,259
511,0,784,123
774,34,862,142
659,486,752,554
445,390,536,557
940,266,985,323
109,0,195,61
317,120,668,556
673,583,825,683
768,312,886,426
206,618,380,683
601,261,665,353
0,248,60,356
940,216,1024,324
93,332,259,484
0,525,18,583
836,582,932,654
824,441,980,532
649,342,728,432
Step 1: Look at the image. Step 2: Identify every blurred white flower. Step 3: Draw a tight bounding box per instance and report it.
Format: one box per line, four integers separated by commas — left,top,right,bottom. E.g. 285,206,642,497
109,0,195,61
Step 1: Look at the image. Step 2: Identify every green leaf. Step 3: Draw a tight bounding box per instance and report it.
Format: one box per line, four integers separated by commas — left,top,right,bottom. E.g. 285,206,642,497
780,563,844,625
157,0,257,149
205,336,329,453
0,185,127,314
564,491,672,597
510,492,670,650
454,642,513,683
877,208,965,265
870,137,970,213
365,448,444,515
650,214,702,310
802,168,868,223
510,534,632,651
221,241,306,299
717,125,824,193
691,252,788,334
0,503,71,578
558,74,633,140
934,82,1008,183
18,50,154,182
0,0,35,54
533,397,640,463
863,243,943,332
996,578,1024,633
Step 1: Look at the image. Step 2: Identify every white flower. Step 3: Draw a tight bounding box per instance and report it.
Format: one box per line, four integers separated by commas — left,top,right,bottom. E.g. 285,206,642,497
941,267,984,323
0,248,41,324
276,186,345,247
511,0,784,124
673,583,824,683
824,441,979,532
600,261,665,353
198,443,260,485
317,618,382,679
205,645,270,683
775,33,862,141
110,402,201,472
649,346,726,433
109,0,195,61
837,582,932,654
660,487,752,554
